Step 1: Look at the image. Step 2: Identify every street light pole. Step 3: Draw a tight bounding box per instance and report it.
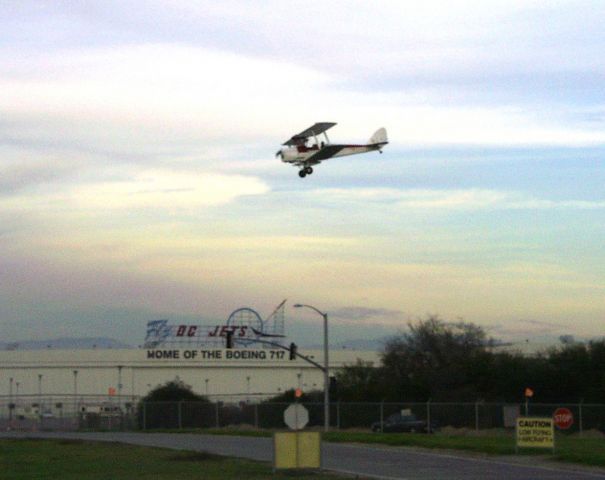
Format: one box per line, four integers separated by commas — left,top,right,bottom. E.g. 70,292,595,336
294,303,330,432
38,374,43,417
9,378,13,421
73,370,78,414
117,365,123,408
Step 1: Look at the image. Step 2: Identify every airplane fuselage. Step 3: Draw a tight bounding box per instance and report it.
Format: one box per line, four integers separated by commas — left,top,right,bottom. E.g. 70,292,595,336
279,144,380,165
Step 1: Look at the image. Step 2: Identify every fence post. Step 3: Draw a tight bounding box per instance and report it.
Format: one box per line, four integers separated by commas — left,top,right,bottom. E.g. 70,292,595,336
426,399,431,433
254,403,259,429
215,402,220,428
336,401,340,430
475,400,479,432
380,401,384,433
178,401,182,429
579,400,583,437
142,402,146,430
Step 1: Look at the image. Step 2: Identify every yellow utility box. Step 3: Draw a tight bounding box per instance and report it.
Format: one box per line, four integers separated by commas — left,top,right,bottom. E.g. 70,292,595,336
273,431,321,470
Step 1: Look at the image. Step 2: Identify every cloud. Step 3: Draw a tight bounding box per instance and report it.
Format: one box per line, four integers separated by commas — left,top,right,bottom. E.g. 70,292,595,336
2,42,605,153
1,169,269,215
312,188,605,211
329,306,406,322
67,170,269,211
487,319,572,341
0,157,76,195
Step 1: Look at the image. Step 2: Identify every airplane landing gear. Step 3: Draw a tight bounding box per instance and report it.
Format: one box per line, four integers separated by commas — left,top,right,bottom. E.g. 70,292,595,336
298,166,313,178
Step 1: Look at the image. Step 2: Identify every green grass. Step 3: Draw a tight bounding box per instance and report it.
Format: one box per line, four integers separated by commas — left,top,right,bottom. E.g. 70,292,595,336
553,436,605,467
0,439,353,480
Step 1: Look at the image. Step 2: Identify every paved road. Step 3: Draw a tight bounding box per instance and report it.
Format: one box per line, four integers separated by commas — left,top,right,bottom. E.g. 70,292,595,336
3,431,605,480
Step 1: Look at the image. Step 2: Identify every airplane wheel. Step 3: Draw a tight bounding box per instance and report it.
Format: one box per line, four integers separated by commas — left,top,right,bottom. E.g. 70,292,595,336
298,170,306,178
305,167,313,174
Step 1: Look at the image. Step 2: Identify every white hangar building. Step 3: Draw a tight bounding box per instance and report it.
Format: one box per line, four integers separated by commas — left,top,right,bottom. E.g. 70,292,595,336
0,303,380,402
0,346,379,401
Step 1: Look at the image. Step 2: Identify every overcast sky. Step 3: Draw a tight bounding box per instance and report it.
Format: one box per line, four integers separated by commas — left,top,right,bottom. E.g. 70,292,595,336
1,1,604,346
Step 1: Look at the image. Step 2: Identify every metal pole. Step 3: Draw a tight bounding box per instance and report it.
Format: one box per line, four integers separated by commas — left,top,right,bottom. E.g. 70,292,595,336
336,401,340,430
73,370,78,406
178,401,182,429
579,401,584,437
380,401,384,433
131,367,135,402
475,401,479,432
9,378,13,422
215,402,220,428
254,403,259,429
117,366,123,406
38,374,43,422
426,399,431,434
323,312,330,432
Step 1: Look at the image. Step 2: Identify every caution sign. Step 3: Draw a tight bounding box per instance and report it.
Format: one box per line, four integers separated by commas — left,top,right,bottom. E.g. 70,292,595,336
516,417,554,450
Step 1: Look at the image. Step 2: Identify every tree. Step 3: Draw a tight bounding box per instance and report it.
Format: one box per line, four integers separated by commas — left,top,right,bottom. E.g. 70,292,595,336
380,316,494,401
141,377,208,403
138,377,210,429
334,359,384,401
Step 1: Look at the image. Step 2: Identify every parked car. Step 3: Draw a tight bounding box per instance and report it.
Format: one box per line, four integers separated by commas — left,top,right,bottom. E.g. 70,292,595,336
371,413,437,433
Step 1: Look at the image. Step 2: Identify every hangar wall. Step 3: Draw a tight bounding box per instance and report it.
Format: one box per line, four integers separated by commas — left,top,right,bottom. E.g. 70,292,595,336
0,348,379,400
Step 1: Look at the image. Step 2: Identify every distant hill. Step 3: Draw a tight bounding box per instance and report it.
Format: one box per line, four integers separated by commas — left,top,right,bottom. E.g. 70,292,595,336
0,337,133,351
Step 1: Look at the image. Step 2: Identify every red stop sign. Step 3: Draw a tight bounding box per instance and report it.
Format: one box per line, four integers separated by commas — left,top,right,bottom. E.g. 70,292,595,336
553,407,574,429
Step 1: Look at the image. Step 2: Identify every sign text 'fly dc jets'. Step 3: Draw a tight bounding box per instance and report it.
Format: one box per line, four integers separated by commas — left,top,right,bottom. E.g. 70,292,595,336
276,122,388,178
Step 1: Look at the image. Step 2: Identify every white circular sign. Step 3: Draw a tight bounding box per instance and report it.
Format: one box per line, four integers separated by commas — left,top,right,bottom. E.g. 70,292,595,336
284,403,309,430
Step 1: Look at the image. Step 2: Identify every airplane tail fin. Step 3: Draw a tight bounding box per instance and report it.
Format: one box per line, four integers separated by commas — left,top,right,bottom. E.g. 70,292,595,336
369,127,388,145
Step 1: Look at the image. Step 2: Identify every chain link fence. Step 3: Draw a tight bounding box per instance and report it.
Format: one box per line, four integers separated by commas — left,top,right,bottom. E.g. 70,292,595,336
2,395,605,435
0,394,138,431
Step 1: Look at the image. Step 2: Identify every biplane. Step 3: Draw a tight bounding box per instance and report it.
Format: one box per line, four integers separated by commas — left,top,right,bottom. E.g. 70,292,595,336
276,122,388,177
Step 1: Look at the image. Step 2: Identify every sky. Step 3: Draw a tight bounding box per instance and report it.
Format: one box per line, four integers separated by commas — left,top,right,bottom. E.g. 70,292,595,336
1,0,604,347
